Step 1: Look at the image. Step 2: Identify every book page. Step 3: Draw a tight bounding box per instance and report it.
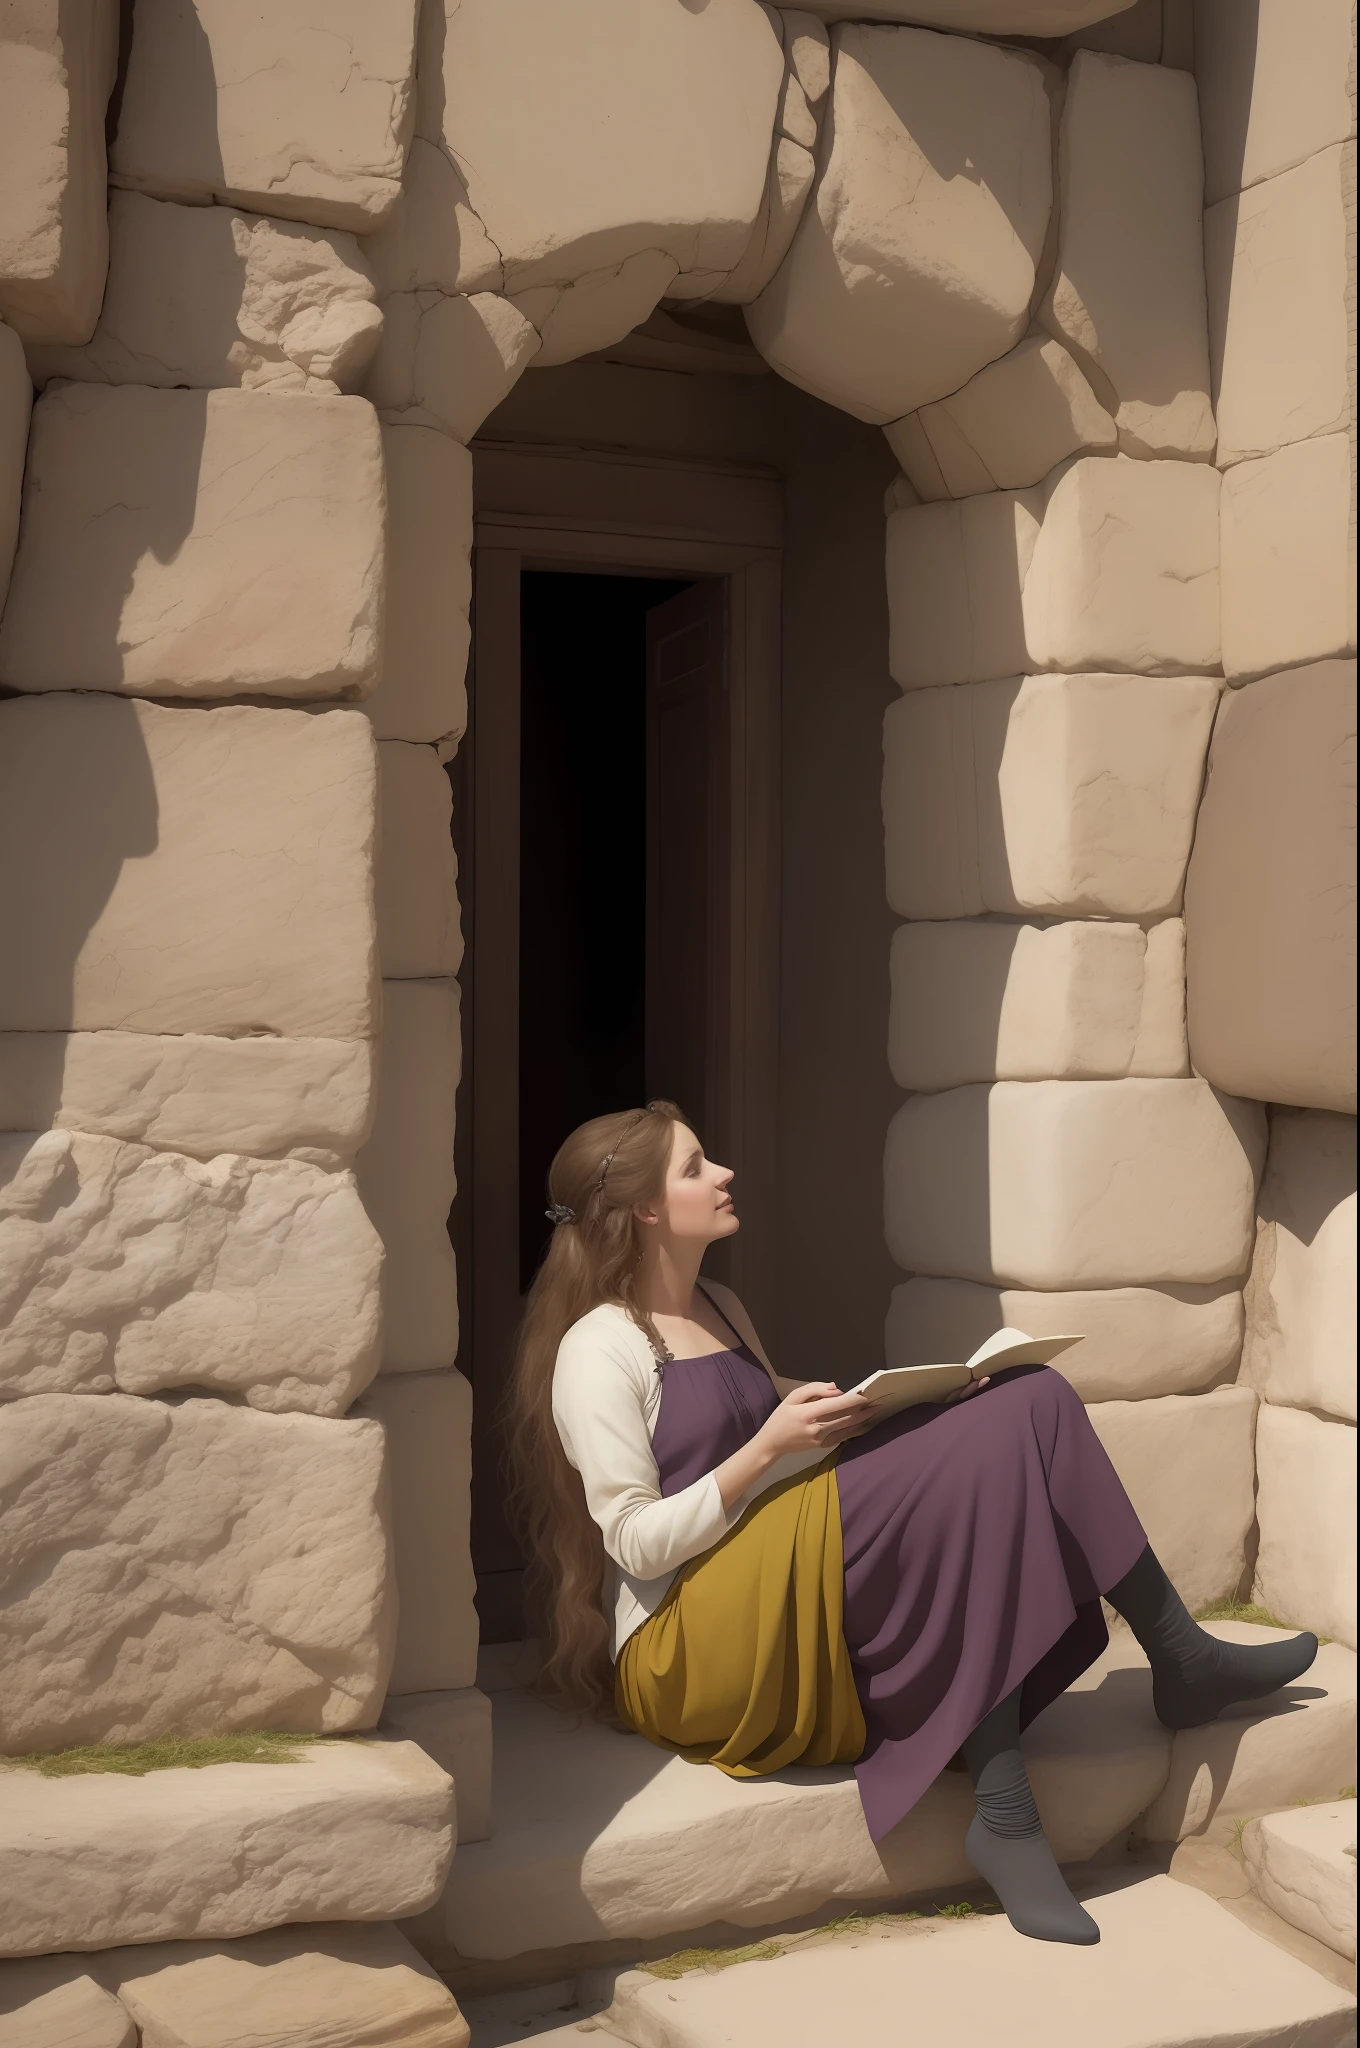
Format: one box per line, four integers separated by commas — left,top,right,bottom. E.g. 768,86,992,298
964,1329,1085,1376
848,1363,972,1416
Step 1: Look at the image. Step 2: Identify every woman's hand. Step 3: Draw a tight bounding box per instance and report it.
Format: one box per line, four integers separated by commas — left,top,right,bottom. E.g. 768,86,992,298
940,1375,991,1406
757,1381,880,1456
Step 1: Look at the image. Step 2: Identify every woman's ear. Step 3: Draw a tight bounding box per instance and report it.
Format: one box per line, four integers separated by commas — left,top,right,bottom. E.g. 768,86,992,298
632,1202,659,1227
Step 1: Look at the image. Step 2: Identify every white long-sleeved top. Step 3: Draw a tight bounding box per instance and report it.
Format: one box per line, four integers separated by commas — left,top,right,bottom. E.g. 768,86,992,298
551,1282,823,1656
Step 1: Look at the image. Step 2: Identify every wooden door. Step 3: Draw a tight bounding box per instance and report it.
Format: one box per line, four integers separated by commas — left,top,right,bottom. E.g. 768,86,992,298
645,580,731,1154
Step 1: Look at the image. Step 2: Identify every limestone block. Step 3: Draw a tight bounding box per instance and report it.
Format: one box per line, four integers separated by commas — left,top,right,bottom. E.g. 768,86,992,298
28,192,384,396
370,423,471,746
0,386,384,700
1184,660,1357,1114
365,139,503,300
1197,0,1357,206
781,13,830,110
0,696,379,1040
354,1374,476,1697
0,1959,133,2048
795,2,1139,24
0,1741,453,1958
0,1,118,343
0,1393,396,1751
1023,457,1221,677
1040,54,1214,459
886,491,1041,687
1243,1112,1357,1425
1243,1802,1358,1961
1087,1388,1257,1612
888,918,1187,1092
104,1923,469,2048
1142,1626,1357,1841
1131,916,1192,1080
887,1275,1244,1402
1205,147,1355,468
885,335,1117,501
382,1690,493,1846
0,1031,376,1171
884,1079,1265,1289
111,0,419,234
746,27,1053,423
712,137,818,310
434,0,784,297
377,743,461,979
365,290,539,444
356,981,459,1372
1254,1405,1357,1650
1220,435,1357,685
0,320,31,612
883,676,1220,922
512,251,681,370
0,1127,382,1411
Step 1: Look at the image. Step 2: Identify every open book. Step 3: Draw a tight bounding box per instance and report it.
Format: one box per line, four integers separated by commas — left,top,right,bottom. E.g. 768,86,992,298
848,1328,1084,1420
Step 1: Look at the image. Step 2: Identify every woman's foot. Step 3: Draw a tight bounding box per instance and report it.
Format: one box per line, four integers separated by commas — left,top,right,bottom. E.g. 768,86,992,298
964,1812,1100,1946
1106,1546,1319,1730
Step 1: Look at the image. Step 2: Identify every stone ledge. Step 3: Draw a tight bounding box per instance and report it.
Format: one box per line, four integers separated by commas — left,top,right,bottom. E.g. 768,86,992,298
0,1738,453,1960
408,1627,1356,1971
1244,1802,1358,1964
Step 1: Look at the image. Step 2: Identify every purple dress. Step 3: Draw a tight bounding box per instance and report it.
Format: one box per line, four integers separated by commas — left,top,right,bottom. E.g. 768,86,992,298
649,1341,1147,1842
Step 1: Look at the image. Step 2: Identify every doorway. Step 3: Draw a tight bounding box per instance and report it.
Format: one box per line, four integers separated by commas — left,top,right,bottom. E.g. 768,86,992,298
457,443,783,1639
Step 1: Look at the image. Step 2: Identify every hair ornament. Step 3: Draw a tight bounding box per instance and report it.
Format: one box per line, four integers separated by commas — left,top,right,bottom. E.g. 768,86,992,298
544,1202,576,1225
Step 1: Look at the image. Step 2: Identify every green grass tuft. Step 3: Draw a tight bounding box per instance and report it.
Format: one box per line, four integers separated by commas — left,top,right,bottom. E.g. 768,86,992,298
643,1941,783,1980
1194,1601,1332,1646
0,1731,326,1779
935,1901,997,1919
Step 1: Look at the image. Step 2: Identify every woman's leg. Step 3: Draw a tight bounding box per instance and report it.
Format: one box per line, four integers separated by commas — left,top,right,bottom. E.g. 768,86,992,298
1106,1545,1318,1729
962,1686,1099,1946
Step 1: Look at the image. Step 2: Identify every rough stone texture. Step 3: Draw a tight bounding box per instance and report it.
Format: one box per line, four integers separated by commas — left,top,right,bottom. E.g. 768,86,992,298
886,491,1040,688
434,0,783,298
1220,434,1357,685
0,1,118,343
0,1958,133,2048
111,0,420,234
365,289,539,443
1143,1627,1357,1841
355,981,459,1373
886,1276,1244,1403
711,88,820,309
1086,1388,1257,1613
0,1394,395,1752
1243,1802,1358,1962
365,138,503,299
1196,0,1357,207
28,192,384,395
407,1632,1171,1962
887,918,1188,1092
0,696,379,1041
1254,1405,1358,1651
511,252,685,370
103,1922,470,2048
0,1128,382,1412
882,676,1220,922
1243,1111,1357,1425
885,334,1117,500
0,1740,453,1959
376,745,461,982
0,1031,376,1171
0,320,31,613
0,385,385,700
883,1079,1264,1289
1184,661,1357,1115
354,1373,477,1697
1023,457,1221,676
1205,146,1355,469
746,26,1052,424
382,1689,493,1846
1040,53,1214,459
601,1873,1357,2048
371,422,471,746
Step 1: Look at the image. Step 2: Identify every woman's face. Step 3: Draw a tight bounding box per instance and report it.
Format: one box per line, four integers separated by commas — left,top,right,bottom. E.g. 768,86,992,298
638,1122,739,1247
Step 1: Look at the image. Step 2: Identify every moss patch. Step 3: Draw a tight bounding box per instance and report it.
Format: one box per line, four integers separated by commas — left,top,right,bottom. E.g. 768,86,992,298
641,1904,994,1980
1194,1600,1332,1646
1,1731,327,1779
643,1941,783,1980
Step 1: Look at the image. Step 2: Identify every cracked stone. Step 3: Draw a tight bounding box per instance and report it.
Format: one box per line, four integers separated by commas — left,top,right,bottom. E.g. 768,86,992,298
1220,434,1356,684
886,334,1117,500
366,289,539,442
1243,1803,1357,1961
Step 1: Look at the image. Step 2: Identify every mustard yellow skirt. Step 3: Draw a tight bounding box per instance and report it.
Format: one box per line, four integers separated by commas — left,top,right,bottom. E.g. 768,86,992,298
615,1462,866,1774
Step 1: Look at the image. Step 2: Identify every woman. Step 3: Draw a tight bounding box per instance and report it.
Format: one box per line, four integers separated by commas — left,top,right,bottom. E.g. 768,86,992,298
508,1102,1318,1947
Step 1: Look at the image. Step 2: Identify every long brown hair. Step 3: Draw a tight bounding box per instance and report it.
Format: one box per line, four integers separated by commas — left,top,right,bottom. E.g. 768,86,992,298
505,1100,685,1718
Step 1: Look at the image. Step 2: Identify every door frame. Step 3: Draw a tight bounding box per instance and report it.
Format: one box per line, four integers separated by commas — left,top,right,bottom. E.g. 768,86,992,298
455,440,783,1634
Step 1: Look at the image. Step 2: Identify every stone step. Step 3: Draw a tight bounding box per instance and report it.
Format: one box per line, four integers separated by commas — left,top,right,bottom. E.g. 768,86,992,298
594,1871,1358,2048
405,1626,1355,1973
1244,1802,1358,1963
0,1737,454,1959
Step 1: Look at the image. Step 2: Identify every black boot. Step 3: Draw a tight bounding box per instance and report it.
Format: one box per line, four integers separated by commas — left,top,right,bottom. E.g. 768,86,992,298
962,1688,1099,1946
1107,1545,1318,1731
